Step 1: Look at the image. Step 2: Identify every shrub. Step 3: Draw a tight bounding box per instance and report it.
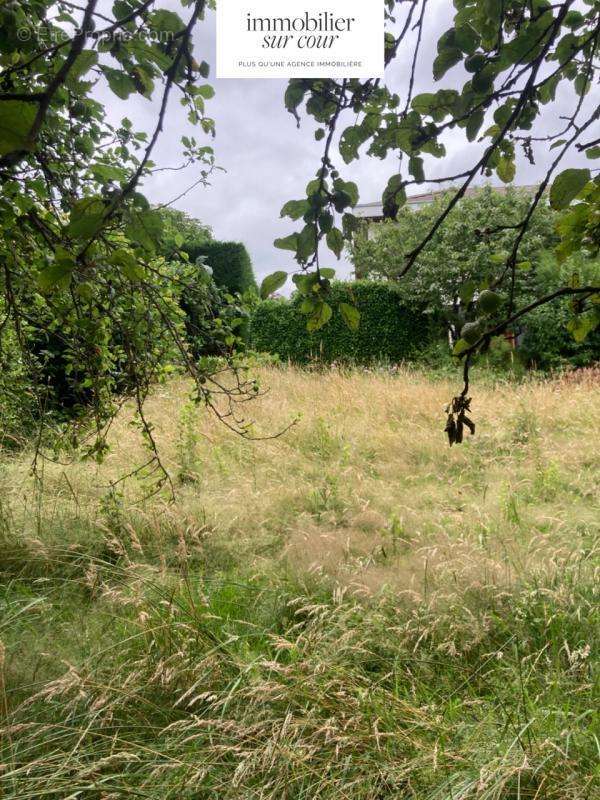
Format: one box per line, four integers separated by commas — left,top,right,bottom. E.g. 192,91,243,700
180,264,251,358
520,299,600,370
185,241,257,295
250,281,441,364
0,323,35,448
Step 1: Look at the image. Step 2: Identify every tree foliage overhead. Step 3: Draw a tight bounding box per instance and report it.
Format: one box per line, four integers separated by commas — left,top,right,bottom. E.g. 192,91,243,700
0,0,262,485
264,0,600,441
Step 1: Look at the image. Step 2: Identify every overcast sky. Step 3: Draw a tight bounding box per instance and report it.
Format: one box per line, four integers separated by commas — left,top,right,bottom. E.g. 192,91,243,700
105,1,599,288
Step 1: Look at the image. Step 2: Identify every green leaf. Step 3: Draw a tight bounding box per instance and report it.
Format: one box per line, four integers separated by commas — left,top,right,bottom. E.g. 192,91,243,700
292,272,320,296
556,32,578,66
284,81,306,112
319,268,336,279
326,228,344,259
297,224,317,262
564,10,585,28
67,196,106,239
466,108,484,142
472,67,494,95
113,0,130,18
339,302,360,331
459,280,477,306
496,156,515,184
66,50,98,87
465,54,486,73
306,301,332,332
103,67,136,100
38,247,76,292
124,208,163,252
339,125,368,163
567,312,598,343
538,73,560,104
149,9,184,33
110,248,143,280
574,73,591,97
90,163,127,183
260,270,287,299
0,100,36,156
196,84,215,99
455,24,479,54
433,48,462,80
127,38,171,71
37,262,72,292
300,296,318,315
452,338,470,356
585,146,600,160
76,282,94,301
382,174,406,218
334,179,359,208
280,200,309,220
315,128,326,141
342,213,360,238
274,233,299,252
411,93,436,115
549,168,591,210
318,211,334,233
482,0,502,25
409,155,425,183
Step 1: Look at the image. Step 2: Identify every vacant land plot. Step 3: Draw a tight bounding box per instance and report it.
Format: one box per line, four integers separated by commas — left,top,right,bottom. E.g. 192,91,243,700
1,367,598,799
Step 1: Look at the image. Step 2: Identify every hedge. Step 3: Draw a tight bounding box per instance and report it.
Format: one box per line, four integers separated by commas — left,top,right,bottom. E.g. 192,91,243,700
249,281,441,364
519,299,600,370
184,241,257,295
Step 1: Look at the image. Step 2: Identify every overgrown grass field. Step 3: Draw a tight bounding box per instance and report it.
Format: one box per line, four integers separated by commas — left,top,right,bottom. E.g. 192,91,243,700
1,366,598,799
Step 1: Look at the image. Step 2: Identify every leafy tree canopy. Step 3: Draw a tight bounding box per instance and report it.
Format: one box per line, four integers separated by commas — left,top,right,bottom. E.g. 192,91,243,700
156,208,213,259
349,186,559,339
0,0,259,488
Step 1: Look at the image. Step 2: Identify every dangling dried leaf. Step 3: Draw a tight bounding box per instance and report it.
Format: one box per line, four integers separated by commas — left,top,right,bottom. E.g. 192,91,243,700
445,395,476,447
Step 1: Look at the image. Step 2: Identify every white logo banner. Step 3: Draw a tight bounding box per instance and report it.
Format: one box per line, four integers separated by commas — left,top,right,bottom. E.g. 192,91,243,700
217,0,384,79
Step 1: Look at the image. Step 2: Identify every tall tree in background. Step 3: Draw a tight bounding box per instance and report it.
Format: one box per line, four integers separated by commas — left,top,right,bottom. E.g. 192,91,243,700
156,207,213,258
269,0,599,442
349,187,562,341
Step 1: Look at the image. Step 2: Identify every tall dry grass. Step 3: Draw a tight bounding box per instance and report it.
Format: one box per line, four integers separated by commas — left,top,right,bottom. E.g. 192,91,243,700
0,366,598,798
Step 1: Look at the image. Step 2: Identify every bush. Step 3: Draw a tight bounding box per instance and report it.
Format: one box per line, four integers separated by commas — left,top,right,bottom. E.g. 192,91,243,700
520,299,600,370
180,263,251,359
250,281,441,364
185,241,257,295
0,323,35,448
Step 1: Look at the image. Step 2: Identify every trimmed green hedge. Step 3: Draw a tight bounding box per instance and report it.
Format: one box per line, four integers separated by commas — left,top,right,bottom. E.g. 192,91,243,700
185,241,257,295
250,281,440,364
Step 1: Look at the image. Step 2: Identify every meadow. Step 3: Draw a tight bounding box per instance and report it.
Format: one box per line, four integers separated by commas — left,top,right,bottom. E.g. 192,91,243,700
0,366,598,799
